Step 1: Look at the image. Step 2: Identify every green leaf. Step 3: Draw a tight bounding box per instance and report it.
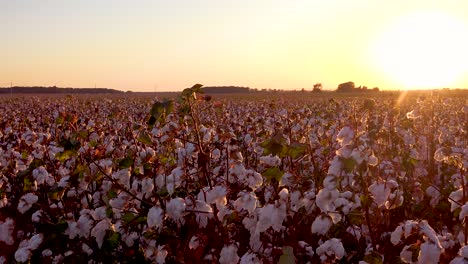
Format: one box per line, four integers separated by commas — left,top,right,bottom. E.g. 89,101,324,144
122,212,137,224
263,167,284,183
138,133,152,145
278,246,295,264
284,142,308,159
360,194,373,208
342,157,357,173
55,150,77,162
364,251,383,264
104,231,121,250
55,116,64,125
108,189,118,199
261,138,284,156
118,157,133,169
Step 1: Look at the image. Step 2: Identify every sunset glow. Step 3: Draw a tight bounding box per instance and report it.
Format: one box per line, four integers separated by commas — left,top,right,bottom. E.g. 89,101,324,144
2,1,468,91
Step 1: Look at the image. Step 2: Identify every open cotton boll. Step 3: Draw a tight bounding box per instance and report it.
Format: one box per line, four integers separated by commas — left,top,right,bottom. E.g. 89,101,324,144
316,188,339,213
368,183,391,208
336,126,354,146
166,198,186,224
147,206,164,229
32,166,54,186
219,244,239,264
240,251,261,264
311,215,333,235
418,241,442,264
17,193,38,214
91,219,114,249
316,238,345,261
259,155,281,167
0,218,15,245
234,191,258,214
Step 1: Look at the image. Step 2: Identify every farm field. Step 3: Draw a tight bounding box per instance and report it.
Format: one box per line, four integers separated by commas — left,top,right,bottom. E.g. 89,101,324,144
0,89,467,263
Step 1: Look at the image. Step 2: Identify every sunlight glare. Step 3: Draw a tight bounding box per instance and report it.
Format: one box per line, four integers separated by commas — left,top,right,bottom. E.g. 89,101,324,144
371,11,468,90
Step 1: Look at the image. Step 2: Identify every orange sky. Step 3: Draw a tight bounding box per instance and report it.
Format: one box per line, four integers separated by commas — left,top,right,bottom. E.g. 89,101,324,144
2,0,468,91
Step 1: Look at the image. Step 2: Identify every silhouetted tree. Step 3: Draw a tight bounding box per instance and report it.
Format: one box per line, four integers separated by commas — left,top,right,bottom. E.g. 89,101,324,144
336,81,355,92
313,83,323,92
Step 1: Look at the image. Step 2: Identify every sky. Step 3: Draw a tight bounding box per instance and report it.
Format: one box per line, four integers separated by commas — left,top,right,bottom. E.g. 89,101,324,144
2,0,468,91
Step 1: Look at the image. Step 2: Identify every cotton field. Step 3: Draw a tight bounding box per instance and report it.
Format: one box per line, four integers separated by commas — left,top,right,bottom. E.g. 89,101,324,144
0,89,467,263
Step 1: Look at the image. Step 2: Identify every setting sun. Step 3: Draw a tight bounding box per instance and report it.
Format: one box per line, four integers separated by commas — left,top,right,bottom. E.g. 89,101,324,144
371,11,468,90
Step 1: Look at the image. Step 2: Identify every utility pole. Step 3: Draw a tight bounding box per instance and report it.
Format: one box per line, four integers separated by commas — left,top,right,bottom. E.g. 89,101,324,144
10,82,12,97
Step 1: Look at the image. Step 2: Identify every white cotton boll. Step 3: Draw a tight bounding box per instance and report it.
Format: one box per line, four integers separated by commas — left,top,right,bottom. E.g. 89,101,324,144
200,186,227,207
279,172,294,187
18,193,38,214
279,188,289,201
112,168,131,189
91,219,113,249
368,183,390,208
336,146,352,158
246,172,263,190
42,249,53,257
194,200,213,228
244,134,253,145
336,126,354,146
259,155,281,167
449,189,464,212
328,156,343,176
124,232,139,247
418,242,441,264
166,198,186,223
0,218,15,245
82,243,93,255
92,206,107,221
234,192,258,214
148,206,164,229
219,244,239,264
298,241,315,258
240,251,261,264
58,176,70,188
316,238,345,260
15,247,31,263
391,225,403,245
155,245,168,264
400,245,413,263
316,188,339,213
32,166,54,186
189,235,200,249
141,178,154,198
211,148,221,160
460,203,468,220
419,220,442,248
28,233,43,250
311,215,333,235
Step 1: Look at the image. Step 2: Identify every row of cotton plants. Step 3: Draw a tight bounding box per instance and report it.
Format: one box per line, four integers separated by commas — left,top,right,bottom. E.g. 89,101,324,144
0,90,467,263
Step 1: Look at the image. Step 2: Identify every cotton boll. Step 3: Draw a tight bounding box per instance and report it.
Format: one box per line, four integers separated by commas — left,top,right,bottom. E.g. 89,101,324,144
91,219,113,249
391,225,404,245
219,244,239,264
240,251,261,264
418,241,442,264
0,218,15,245
400,245,413,263
316,238,345,260
166,198,186,224
147,206,164,229
316,188,339,213
311,215,333,235
15,247,31,263
234,191,258,214
17,193,38,214
80,243,93,256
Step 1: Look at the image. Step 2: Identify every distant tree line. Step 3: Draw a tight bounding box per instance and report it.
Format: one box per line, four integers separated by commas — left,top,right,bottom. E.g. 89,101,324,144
201,86,253,94
336,82,379,92
0,86,124,94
